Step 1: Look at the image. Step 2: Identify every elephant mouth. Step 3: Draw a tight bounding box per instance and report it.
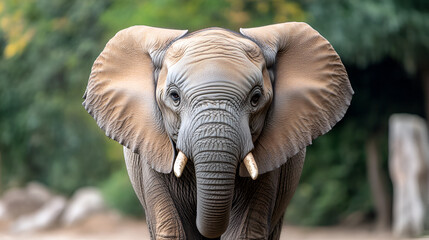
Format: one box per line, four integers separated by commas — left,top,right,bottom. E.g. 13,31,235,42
173,150,258,180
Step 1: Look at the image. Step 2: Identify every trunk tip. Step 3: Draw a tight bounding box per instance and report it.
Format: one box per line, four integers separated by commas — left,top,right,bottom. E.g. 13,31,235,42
196,218,227,239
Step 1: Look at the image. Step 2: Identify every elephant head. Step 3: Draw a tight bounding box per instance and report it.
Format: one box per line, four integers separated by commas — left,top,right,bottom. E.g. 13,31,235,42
83,23,353,238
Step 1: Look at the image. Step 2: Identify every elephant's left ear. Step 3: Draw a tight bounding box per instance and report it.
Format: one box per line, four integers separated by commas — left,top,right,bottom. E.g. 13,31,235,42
83,26,187,174
240,22,353,176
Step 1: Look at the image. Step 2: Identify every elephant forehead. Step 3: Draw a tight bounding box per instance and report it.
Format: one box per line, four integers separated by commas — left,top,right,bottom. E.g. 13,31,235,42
166,29,264,65
167,58,263,100
163,29,265,99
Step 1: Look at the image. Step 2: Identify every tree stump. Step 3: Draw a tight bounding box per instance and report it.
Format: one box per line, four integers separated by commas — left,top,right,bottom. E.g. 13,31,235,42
389,114,429,237
366,136,390,230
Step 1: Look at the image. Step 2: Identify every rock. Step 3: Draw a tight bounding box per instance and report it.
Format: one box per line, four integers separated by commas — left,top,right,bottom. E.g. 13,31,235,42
389,114,429,237
26,182,52,203
0,182,52,220
11,196,66,233
0,201,6,220
61,187,106,226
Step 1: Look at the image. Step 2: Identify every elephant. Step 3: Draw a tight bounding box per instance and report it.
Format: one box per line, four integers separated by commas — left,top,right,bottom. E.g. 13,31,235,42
83,22,353,239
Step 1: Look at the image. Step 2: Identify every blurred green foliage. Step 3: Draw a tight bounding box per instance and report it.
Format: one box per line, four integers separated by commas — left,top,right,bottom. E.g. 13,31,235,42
307,0,429,72
101,168,144,217
0,0,427,225
100,0,305,35
286,122,372,225
0,0,116,194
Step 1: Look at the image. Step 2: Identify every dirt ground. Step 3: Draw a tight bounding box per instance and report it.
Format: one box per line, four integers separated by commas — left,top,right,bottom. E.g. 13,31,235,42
0,212,421,240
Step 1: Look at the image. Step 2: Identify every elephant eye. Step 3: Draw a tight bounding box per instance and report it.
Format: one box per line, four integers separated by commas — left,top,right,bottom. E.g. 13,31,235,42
250,91,261,107
170,91,181,104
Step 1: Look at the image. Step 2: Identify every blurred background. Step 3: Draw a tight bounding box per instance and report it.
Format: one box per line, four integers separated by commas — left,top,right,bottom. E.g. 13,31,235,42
0,0,428,239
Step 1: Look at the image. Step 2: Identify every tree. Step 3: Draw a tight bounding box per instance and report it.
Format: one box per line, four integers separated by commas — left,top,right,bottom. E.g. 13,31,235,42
307,0,429,116
0,0,114,194
100,0,306,35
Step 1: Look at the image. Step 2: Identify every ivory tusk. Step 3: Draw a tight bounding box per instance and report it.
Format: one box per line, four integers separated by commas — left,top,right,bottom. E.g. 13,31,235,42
244,152,258,180
174,151,188,178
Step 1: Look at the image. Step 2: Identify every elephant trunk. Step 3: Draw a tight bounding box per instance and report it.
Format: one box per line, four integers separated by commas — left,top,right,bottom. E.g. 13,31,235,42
194,150,237,238
189,107,242,238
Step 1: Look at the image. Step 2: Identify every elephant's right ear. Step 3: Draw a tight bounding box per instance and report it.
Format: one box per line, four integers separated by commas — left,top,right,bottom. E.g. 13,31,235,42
240,22,353,176
83,26,187,174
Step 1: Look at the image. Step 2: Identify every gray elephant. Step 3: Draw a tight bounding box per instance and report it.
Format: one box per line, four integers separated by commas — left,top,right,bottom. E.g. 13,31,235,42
83,22,353,239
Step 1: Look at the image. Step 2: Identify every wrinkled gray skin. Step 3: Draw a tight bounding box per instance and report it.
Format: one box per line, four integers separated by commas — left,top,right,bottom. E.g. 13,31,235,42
84,23,353,239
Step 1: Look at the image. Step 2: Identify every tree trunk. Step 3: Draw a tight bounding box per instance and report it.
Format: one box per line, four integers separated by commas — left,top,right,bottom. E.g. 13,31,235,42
0,151,2,193
365,135,391,230
422,69,429,122
419,67,429,230
389,114,429,237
